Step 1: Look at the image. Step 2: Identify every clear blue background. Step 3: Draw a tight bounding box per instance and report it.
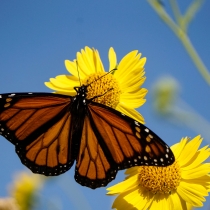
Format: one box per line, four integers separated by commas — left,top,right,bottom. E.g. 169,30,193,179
0,1,210,209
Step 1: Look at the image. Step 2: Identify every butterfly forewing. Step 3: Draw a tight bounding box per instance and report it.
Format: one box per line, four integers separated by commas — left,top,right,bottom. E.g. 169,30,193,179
87,102,175,168
0,93,74,175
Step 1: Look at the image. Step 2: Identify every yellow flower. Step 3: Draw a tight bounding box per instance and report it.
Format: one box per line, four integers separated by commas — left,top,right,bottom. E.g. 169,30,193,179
152,76,180,115
9,172,43,210
107,135,210,209
45,46,147,123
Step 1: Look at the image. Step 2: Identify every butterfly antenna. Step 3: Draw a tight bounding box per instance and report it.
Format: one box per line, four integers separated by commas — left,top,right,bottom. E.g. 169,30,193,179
76,60,82,86
87,68,117,87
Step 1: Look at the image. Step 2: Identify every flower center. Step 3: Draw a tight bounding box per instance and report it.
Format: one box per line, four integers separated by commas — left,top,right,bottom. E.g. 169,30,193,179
138,161,181,194
83,72,121,108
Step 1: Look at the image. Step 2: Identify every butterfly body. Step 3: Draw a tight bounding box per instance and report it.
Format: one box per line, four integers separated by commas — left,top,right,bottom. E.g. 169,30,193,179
67,86,88,159
0,86,175,189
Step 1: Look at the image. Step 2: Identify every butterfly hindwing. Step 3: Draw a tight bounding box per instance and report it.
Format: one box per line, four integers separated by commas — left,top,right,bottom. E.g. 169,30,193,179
0,93,74,175
75,116,115,188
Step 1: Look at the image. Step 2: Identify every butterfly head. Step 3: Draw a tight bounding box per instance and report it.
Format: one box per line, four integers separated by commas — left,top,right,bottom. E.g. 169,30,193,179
74,85,88,97
73,85,89,106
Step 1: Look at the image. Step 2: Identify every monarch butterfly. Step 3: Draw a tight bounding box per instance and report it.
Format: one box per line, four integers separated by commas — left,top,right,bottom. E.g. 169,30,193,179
0,84,175,189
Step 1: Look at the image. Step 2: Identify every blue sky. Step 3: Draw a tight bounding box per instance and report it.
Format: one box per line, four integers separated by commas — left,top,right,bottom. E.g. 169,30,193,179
0,1,210,209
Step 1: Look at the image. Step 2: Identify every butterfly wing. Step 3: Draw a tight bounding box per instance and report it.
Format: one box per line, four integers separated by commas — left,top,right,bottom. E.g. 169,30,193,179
0,93,74,175
75,101,175,189
75,115,114,188
0,92,175,189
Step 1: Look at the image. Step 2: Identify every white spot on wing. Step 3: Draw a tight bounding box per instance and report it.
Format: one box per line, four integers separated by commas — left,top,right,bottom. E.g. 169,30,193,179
8,93,16,97
145,128,149,133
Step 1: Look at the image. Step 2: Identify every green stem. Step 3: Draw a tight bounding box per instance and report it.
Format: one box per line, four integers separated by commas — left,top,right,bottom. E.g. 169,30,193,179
179,33,210,85
169,0,182,26
147,0,210,85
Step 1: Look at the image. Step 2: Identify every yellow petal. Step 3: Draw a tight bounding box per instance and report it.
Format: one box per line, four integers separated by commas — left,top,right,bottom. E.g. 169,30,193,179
45,81,72,91
111,190,137,210
49,78,74,89
94,49,106,73
183,175,210,186
120,74,146,92
181,146,210,171
181,181,208,197
121,98,146,109
111,187,154,210
124,167,139,179
107,174,138,195
181,163,210,179
123,187,153,210
55,75,80,87
178,135,202,167
168,192,184,210
115,50,141,78
116,104,145,124
177,182,205,207
109,47,117,71
149,194,169,210
121,88,147,100
65,60,88,79
120,78,146,94
172,137,188,160
135,188,154,210
118,50,138,68
77,47,105,75
120,88,148,108
44,82,76,96
181,178,210,193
